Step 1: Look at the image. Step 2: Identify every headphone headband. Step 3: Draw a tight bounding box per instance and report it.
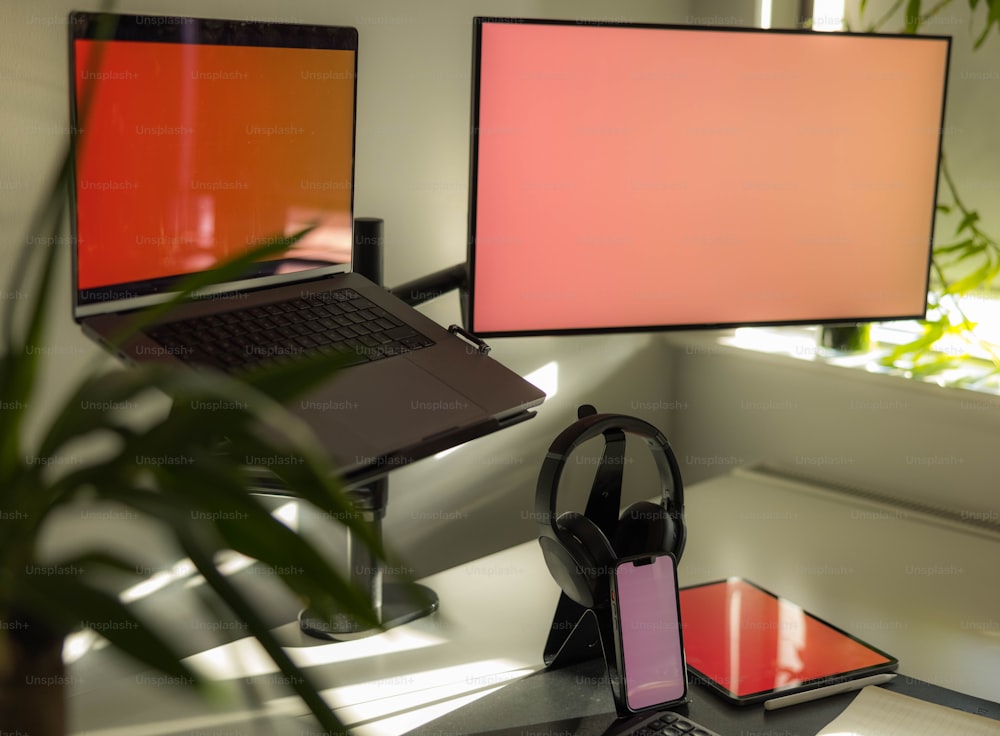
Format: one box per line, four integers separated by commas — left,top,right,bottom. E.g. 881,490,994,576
534,411,687,609
535,413,684,530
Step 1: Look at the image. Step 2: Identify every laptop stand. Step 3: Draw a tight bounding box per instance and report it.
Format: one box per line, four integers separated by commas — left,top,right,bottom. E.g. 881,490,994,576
297,477,440,641
298,224,458,641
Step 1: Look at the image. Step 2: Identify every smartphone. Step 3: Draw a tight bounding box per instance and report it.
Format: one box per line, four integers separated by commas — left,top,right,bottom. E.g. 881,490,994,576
609,552,688,713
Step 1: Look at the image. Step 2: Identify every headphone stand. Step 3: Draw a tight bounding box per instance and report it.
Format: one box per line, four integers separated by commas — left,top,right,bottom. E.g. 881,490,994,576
543,587,634,717
542,405,626,669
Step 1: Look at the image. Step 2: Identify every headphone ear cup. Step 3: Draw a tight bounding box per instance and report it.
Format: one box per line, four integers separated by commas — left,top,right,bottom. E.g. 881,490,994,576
541,511,617,609
613,501,676,559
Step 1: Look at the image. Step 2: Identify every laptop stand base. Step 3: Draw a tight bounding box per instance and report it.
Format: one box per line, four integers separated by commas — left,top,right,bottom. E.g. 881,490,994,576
297,582,439,641
298,475,441,641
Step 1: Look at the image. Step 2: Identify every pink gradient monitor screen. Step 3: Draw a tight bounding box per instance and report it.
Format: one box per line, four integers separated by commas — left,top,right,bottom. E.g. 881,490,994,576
468,19,951,336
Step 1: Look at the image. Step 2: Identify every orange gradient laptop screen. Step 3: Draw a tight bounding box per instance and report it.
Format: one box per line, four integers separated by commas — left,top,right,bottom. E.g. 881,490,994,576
71,16,356,307
468,20,950,335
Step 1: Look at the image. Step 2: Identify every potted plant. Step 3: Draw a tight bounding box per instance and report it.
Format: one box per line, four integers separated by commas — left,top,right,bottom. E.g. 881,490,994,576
1,18,393,736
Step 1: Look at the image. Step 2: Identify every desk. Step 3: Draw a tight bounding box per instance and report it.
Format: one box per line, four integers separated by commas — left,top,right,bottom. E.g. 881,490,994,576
68,469,1000,735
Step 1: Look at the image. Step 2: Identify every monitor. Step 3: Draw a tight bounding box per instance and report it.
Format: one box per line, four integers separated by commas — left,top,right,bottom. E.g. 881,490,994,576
467,18,951,337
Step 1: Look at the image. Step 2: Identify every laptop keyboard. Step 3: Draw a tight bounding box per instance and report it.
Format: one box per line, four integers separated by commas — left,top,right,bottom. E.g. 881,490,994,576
619,710,721,736
147,288,434,372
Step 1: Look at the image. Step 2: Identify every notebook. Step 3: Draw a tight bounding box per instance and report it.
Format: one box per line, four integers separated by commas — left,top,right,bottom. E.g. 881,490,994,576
818,686,1000,736
67,11,544,482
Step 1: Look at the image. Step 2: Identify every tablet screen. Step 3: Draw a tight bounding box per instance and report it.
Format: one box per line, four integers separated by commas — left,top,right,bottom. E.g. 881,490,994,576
679,578,897,704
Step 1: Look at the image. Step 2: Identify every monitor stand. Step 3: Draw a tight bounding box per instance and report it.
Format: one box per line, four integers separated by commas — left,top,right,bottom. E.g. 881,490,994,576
298,475,440,640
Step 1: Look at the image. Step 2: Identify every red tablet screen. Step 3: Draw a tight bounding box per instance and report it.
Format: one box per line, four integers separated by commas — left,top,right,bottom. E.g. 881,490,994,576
679,579,896,703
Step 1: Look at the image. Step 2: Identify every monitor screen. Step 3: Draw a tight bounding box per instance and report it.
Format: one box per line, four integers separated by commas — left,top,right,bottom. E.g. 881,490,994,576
467,19,951,337
69,13,358,315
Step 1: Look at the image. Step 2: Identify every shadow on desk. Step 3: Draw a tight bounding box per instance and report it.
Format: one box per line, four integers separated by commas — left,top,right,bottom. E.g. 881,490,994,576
402,657,1000,736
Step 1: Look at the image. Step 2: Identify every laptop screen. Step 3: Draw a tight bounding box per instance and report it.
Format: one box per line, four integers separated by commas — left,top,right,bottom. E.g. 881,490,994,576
69,13,358,316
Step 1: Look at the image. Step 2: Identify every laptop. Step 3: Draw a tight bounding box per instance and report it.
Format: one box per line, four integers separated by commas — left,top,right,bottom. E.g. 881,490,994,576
68,11,544,483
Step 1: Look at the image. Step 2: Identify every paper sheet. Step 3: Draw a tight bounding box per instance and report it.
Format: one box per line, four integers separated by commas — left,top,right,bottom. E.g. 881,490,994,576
818,686,1000,736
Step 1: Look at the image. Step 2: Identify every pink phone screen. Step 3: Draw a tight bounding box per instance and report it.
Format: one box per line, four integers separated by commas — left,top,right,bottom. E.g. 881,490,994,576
616,556,686,710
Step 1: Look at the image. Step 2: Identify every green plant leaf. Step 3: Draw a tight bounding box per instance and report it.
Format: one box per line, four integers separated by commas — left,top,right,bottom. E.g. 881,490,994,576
143,452,380,627
109,227,317,350
1,6,120,489
955,209,981,235
947,260,995,294
179,532,349,735
237,346,353,405
905,0,923,32
47,550,147,579
933,238,976,256
15,570,205,690
881,322,947,364
907,353,961,377
947,241,988,266
36,367,164,460
973,0,1000,47
3,4,395,730
0,223,62,486
117,365,384,547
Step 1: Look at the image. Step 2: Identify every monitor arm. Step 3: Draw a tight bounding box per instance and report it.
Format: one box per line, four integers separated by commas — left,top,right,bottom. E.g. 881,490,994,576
390,262,470,332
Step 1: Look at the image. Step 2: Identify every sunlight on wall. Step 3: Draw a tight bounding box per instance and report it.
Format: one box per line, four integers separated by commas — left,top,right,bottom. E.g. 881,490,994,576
813,0,846,30
759,0,773,28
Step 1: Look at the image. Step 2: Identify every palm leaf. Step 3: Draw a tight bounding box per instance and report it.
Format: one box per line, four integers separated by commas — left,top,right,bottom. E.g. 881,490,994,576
904,0,923,32
15,570,205,691
973,0,1000,47
179,530,350,735
3,7,407,734
107,227,317,350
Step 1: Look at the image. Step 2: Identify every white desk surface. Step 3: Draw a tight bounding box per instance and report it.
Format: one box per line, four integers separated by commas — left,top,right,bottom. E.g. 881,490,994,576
68,469,1000,735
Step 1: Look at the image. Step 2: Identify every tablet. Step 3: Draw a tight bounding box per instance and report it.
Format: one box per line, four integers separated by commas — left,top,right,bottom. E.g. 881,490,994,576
678,578,898,705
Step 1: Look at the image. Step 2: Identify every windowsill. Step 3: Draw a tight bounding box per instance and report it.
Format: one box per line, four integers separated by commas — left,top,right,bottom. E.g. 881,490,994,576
668,324,1000,398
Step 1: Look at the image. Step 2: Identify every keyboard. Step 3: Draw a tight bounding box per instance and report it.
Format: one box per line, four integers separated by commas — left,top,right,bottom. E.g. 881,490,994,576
147,288,434,372
618,710,722,736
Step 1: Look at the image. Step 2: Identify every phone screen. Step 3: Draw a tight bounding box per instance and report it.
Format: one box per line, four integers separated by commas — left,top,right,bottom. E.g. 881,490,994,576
613,554,687,711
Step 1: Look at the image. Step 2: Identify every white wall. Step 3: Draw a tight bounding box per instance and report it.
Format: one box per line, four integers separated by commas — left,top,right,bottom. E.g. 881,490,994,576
666,333,1000,523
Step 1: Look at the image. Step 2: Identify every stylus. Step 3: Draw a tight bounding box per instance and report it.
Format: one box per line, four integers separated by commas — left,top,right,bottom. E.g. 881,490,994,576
763,673,897,711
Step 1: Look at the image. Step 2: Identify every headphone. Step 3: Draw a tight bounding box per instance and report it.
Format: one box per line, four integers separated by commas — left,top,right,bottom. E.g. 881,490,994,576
535,412,686,609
